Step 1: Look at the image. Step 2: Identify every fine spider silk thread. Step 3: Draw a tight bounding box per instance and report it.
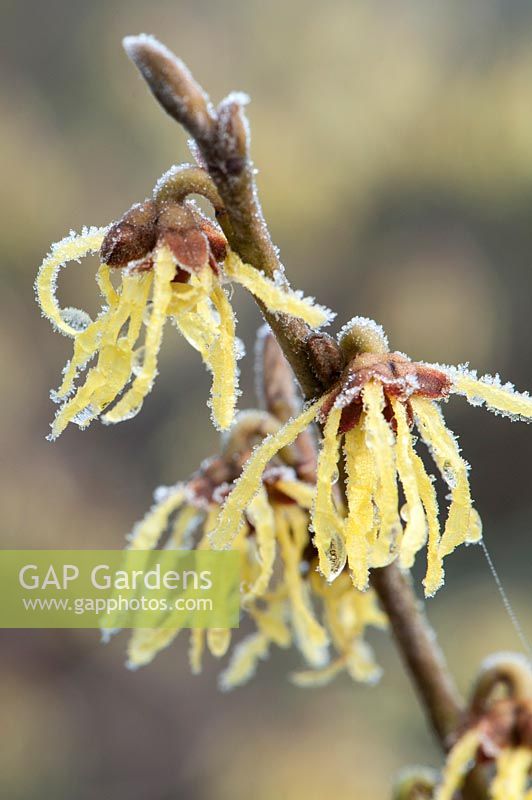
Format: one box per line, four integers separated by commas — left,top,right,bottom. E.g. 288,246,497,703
479,536,532,664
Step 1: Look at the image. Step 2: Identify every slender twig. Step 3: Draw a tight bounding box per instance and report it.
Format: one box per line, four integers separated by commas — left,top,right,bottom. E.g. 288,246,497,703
123,33,468,760
370,564,463,743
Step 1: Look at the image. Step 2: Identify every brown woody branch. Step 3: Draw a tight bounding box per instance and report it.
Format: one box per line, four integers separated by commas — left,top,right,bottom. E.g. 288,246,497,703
123,32,468,761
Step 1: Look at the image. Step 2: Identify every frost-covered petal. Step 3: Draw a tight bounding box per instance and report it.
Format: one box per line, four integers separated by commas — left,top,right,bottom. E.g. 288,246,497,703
345,639,383,685
218,632,270,691
49,270,153,438
276,507,329,667
290,658,345,688
189,629,205,674
343,424,374,590
206,628,232,658
434,729,480,800
273,479,315,509
127,627,181,669
35,226,107,337
127,484,186,550
449,366,532,422
410,447,444,597
102,245,176,424
491,748,532,800
413,398,480,558
210,399,323,549
243,487,277,601
224,251,334,328
362,381,400,562
391,397,428,570
312,405,345,581
208,285,239,430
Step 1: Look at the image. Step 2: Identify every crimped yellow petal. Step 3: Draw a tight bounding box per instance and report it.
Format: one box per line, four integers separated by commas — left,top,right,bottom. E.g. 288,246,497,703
345,639,383,684
55,311,111,398
284,505,311,551
244,487,277,601
352,588,388,631
170,505,200,548
96,263,120,308
491,747,532,800
57,265,126,397
208,285,238,430
218,632,270,690
362,382,400,560
413,398,479,558
173,305,218,361
207,628,232,658
312,405,346,581
391,398,428,570
51,271,153,437
277,507,329,667
225,251,333,328
251,601,292,648
35,226,106,337
343,423,375,590
189,629,205,674
127,627,181,669
167,283,204,315
410,447,444,597
128,485,186,550
291,658,345,688
274,479,315,509
102,246,176,424
435,729,480,800
50,342,130,438
452,370,532,421
210,399,323,549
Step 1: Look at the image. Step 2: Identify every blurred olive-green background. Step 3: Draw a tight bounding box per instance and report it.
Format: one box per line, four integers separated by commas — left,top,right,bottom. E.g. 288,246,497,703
3,1,532,798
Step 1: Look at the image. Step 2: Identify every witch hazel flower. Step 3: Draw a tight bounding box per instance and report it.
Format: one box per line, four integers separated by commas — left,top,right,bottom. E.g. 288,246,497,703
35,165,332,438
119,407,385,689
434,654,532,800
211,316,532,597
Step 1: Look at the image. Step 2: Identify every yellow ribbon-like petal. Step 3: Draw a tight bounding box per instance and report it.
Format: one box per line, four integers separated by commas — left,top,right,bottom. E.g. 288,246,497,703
127,485,187,550
410,446,444,597
274,479,315,509
218,632,270,690
276,507,329,668
102,246,176,424
244,487,277,601
207,628,232,658
391,397,428,570
343,423,375,589
413,398,479,558
210,399,323,549
35,226,106,337
208,285,239,430
312,405,345,581
362,382,400,562
189,629,205,674
49,271,153,437
452,370,532,422
127,627,181,669
435,729,480,800
491,748,532,800
291,658,345,688
225,251,333,329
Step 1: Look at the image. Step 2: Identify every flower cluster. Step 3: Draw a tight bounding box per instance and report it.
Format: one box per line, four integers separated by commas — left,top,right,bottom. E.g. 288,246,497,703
212,317,532,598
121,406,386,689
406,654,532,800
35,166,331,439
